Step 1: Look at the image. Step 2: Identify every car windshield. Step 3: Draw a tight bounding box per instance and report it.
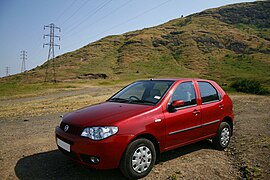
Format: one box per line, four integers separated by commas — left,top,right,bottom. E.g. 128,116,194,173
108,80,175,105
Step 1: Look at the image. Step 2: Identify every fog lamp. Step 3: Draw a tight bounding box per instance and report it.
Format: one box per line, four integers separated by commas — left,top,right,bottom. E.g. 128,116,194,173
90,156,100,164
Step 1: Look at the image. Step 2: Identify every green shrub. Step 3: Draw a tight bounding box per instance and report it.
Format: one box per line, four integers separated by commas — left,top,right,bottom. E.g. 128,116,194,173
231,79,269,95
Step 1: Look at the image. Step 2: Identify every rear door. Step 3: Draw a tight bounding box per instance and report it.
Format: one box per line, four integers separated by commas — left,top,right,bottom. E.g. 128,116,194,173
197,81,225,137
164,81,202,149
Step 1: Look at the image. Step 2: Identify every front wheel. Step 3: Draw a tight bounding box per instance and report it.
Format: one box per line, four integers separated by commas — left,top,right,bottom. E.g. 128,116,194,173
120,138,156,179
212,122,232,150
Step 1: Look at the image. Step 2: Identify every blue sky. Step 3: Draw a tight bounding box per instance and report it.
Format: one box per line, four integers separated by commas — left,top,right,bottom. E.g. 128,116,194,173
0,0,254,77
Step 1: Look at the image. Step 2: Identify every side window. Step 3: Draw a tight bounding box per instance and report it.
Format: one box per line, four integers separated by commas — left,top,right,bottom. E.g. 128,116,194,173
198,82,219,103
170,82,197,107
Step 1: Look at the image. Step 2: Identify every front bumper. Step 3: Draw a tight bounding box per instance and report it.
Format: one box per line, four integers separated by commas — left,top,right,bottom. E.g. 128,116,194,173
55,126,133,169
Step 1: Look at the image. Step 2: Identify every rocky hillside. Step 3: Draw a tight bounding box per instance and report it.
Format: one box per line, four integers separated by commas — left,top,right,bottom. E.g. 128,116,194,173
3,1,270,86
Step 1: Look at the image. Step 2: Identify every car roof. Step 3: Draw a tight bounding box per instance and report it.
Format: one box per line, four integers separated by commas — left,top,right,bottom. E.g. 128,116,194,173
145,78,213,82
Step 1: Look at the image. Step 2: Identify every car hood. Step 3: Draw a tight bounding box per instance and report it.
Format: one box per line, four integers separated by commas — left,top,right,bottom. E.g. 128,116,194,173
62,102,154,127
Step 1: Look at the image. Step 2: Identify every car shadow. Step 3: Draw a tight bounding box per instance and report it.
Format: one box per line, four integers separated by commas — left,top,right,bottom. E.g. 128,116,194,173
15,150,126,180
15,140,214,179
158,139,214,163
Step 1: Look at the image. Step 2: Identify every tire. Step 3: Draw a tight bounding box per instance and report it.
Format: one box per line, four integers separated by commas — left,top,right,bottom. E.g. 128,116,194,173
120,138,156,179
212,122,232,150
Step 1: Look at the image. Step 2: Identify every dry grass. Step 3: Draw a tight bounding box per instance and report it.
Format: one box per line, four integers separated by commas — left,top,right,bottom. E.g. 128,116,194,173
0,85,119,118
0,94,110,118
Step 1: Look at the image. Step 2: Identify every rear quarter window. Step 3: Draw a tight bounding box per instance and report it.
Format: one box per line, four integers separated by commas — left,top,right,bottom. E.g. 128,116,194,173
198,81,219,103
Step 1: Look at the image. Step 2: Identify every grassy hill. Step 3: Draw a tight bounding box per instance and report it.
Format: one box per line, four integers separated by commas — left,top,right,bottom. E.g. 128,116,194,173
1,1,270,96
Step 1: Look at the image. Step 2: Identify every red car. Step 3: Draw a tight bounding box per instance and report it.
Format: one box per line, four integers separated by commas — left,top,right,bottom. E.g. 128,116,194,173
55,78,234,179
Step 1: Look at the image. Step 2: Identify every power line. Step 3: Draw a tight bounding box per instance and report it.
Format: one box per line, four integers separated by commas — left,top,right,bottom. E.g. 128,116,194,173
60,0,89,27
64,0,113,36
31,1,79,63
55,0,79,23
64,0,132,38
24,0,173,76
30,0,83,64
66,0,173,50
32,0,111,66
96,0,173,37
31,0,85,64
43,23,61,83
20,50,27,73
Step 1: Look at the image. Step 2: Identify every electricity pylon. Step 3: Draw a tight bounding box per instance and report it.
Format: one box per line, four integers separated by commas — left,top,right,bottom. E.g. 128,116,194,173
20,50,27,73
43,23,61,83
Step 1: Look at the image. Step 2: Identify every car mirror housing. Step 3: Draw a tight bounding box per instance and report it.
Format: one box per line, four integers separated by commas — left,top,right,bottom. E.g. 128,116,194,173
171,100,185,108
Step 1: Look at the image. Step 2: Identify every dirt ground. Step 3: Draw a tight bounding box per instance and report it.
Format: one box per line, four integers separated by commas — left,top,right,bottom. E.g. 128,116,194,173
0,86,269,179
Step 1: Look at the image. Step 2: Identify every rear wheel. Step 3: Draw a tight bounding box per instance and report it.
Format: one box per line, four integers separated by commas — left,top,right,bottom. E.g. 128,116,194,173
212,122,231,150
120,138,156,179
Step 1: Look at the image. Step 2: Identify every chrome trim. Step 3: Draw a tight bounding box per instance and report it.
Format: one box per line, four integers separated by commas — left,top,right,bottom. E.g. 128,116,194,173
169,124,201,135
201,119,220,127
175,104,197,110
202,99,220,105
64,125,69,132
168,119,220,135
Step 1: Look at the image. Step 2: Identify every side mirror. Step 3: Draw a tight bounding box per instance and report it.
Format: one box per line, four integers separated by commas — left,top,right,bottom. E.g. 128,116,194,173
171,100,185,108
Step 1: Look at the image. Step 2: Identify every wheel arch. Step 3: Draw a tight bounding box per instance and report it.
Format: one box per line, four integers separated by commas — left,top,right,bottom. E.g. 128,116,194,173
132,133,160,161
222,116,233,135
119,133,159,178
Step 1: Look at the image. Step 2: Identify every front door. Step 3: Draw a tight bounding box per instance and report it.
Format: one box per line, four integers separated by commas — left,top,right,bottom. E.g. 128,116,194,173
164,81,202,150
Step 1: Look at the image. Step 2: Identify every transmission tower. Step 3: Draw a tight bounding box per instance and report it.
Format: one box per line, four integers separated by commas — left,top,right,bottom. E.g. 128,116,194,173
5,66,10,76
43,23,61,83
20,50,27,73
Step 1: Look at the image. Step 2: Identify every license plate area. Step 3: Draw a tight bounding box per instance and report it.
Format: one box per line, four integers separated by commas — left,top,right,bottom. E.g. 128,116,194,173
57,138,70,152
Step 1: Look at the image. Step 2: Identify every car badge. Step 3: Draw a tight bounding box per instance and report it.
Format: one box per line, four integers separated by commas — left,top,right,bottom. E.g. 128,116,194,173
64,125,69,132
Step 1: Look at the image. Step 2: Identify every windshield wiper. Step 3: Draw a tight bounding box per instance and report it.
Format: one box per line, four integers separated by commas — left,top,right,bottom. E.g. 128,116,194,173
109,97,129,103
129,99,155,105
109,98,155,105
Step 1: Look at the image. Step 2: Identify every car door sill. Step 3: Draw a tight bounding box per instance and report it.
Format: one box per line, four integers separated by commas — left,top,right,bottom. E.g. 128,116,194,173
164,133,217,152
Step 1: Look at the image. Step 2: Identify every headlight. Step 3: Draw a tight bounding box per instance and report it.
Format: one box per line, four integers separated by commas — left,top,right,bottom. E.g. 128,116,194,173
81,126,118,140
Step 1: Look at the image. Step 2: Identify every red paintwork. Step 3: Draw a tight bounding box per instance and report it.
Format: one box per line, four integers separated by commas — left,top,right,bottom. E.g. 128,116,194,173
63,102,153,127
172,100,185,107
55,78,234,169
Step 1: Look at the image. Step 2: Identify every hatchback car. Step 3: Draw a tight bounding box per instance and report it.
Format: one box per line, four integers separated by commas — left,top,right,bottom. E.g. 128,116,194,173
55,78,234,179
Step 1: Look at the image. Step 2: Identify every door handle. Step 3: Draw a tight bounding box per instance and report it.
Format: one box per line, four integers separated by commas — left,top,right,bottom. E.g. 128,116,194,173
219,104,224,109
193,109,200,115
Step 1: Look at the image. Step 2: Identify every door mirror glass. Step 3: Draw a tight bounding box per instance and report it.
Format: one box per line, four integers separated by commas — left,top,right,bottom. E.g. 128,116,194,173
171,100,185,108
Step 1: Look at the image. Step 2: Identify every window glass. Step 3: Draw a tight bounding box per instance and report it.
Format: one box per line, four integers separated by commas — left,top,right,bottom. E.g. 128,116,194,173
153,82,170,96
170,82,197,107
110,80,174,105
119,82,146,100
198,82,219,103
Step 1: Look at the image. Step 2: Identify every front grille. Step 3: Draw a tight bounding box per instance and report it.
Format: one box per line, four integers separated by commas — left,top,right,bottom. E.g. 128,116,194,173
60,122,83,136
